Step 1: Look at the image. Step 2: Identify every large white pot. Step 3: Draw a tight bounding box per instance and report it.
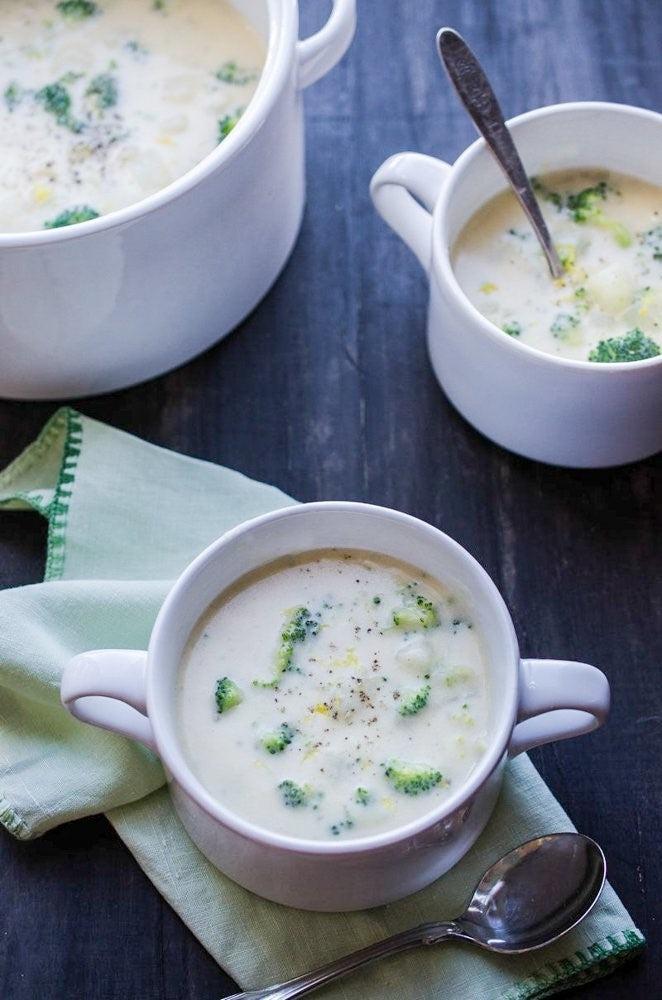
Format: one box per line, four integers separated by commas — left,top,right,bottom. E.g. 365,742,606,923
371,103,662,468
0,0,356,400
61,502,609,911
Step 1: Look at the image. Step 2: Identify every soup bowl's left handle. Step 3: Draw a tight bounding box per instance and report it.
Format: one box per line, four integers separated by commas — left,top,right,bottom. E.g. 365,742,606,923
297,0,357,90
370,153,451,273
61,649,156,751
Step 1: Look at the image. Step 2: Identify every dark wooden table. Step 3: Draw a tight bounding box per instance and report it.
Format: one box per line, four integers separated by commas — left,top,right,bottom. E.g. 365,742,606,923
1,2,660,997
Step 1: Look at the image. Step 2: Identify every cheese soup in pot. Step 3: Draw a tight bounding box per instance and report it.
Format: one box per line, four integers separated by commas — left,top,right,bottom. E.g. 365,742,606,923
0,0,265,232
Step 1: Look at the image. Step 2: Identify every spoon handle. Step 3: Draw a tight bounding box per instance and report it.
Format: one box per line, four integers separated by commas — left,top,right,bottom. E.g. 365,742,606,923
437,28,564,279
224,921,460,1000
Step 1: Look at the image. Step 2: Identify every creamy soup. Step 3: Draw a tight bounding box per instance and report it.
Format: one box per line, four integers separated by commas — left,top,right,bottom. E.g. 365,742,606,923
0,0,265,232
177,549,490,841
453,169,662,362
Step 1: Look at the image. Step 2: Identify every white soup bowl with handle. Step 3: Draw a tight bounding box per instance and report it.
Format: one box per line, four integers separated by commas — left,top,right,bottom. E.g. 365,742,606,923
370,102,662,468
60,502,609,911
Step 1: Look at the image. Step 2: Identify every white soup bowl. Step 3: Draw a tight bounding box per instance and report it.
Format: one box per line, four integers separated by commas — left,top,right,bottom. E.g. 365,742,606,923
370,102,662,468
60,502,609,911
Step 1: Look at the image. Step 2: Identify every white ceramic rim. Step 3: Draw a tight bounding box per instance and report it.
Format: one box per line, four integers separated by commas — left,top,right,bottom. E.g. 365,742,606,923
434,100,662,374
147,501,520,856
0,0,292,248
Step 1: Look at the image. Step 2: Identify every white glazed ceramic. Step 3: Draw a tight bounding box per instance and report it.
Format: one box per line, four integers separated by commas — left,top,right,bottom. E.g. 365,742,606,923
60,502,610,911
0,0,356,400
370,102,662,468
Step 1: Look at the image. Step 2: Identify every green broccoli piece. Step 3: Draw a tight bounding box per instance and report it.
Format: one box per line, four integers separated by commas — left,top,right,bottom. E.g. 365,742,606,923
588,328,661,363
531,176,563,210
550,312,580,340
392,593,439,630
85,73,118,111
35,81,83,133
214,676,243,714
398,684,431,717
502,321,521,338
278,779,317,808
216,61,257,85
218,111,242,142
57,0,98,19
354,787,371,806
330,812,354,836
260,722,296,754
566,182,631,247
254,606,321,688
384,759,444,795
4,82,22,112
44,205,100,228
642,225,662,262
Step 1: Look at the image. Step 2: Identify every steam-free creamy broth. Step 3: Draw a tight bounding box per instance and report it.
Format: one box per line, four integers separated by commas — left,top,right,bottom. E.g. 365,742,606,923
453,170,662,363
177,550,490,841
0,0,265,232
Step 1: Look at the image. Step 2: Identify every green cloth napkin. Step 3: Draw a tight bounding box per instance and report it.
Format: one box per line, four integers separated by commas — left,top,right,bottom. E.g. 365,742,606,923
0,408,643,1000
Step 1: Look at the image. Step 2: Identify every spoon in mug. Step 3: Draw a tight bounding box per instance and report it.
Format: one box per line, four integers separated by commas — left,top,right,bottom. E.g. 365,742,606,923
437,27,565,279
226,832,606,1000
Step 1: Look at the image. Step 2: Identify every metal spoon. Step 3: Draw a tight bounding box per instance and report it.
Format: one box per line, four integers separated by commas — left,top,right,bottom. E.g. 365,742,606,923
225,833,606,1000
437,27,564,279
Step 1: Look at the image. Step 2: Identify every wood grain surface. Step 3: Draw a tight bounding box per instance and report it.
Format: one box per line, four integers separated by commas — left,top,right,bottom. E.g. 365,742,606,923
0,1,660,997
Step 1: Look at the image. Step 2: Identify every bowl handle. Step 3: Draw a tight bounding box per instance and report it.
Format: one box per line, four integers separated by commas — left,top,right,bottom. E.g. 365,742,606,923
297,0,357,90
509,659,610,757
61,649,155,750
370,153,451,273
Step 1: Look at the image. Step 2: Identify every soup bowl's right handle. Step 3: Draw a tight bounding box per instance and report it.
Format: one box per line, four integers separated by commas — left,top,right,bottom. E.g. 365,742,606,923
370,153,451,273
509,659,610,756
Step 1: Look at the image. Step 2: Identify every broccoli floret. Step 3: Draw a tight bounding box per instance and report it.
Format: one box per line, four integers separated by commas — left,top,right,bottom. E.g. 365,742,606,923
354,787,371,806
550,312,580,341
398,684,431,717
4,82,22,112
260,722,296,754
372,595,381,605
218,112,242,142
216,61,257,85
278,779,317,808
44,205,99,228
392,592,439,630
254,606,321,688
531,176,563,210
330,812,354,836
35,81,83,133
85,73,118,111
384,759,443,795
642,225,662,262
588,328,661,363
502,321,521,338
567,183,632,247
214,676,243,714
57,0,98,19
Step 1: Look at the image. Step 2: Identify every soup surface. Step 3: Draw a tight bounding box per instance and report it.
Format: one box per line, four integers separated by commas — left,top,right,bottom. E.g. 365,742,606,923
453,169,662,362
0,0,265,232
177,549,490,841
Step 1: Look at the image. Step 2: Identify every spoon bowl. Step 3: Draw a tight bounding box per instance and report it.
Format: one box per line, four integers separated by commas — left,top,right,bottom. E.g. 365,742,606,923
227,833,606,999
456,832,606,953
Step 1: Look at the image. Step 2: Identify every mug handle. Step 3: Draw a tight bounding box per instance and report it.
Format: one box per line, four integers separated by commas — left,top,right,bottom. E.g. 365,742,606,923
370,153,451,272
297,0,357,90
509,659,610,757
61,649,155,750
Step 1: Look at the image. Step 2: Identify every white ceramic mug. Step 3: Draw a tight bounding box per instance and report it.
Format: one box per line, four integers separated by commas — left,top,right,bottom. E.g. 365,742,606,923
0,0,356,400
60,502,609,911
370,102,662,468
